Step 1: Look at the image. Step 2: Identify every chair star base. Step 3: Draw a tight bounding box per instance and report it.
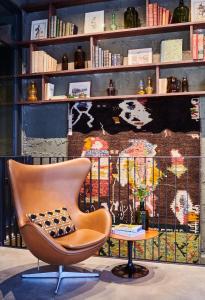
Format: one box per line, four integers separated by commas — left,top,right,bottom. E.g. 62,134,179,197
22,265,100,294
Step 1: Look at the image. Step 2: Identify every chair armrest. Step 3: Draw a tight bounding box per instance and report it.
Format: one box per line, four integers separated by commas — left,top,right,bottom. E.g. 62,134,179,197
76,208,112,236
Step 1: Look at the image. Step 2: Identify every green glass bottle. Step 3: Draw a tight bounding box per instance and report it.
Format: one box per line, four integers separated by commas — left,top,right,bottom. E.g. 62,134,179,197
172,0,190,23
124,7,140,29
110,11,118,31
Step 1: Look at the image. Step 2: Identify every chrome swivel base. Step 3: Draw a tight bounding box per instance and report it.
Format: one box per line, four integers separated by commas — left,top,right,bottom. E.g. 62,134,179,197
22,265,100,294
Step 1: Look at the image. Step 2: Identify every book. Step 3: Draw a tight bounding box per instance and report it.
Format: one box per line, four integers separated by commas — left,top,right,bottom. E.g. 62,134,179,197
45,83,55,100
191,0,205,22
160,39,183,62
198,33,204,60
128,48,152,65
112,224,143,233
111,224,145,237
159,78,168,94
111,229,145,237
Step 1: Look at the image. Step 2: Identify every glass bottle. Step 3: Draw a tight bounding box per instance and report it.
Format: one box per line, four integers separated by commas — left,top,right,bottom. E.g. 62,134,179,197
135,200,149,230
62,54,68,70
124,7,139,29
74,46,86,69
172,0,190,24
107,79,116,96
182,76,189,92
137,79,145,95
110,11,118,31
27,81,38,102
145,77,154,94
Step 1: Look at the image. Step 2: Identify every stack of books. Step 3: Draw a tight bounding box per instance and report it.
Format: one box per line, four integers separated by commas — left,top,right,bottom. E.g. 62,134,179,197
92,45,122,68
148,3,172,26
31,51,57,73
111,224,145,237
192,33,205,60
49,16,78,38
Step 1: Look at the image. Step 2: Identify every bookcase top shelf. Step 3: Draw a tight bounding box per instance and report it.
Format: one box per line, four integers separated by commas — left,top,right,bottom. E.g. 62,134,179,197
21,0,109,12
17,91,205,105
17,21,205,47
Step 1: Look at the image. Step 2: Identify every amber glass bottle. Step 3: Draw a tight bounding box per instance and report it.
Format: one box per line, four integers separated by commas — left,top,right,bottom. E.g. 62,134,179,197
62,54,68,70
172,0,189,23
74,46,85,69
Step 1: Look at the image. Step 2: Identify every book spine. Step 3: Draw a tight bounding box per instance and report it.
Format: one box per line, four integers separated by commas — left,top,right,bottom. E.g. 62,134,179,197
95,45,99,68
162,8,166,26
165,9,170,25
148,4,153,27
198,33,204,60
153,3,158,26
159,7,163,26
31,51,35,73
193,33,198,60
108,52,112,67
99,47,102,67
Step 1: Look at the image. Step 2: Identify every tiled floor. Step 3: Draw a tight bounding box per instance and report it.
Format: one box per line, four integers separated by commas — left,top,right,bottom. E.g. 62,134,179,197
0,247,205,300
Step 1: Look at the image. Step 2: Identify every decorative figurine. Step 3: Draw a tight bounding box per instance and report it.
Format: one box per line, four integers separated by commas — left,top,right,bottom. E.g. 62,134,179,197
27,81,38,102
167,76,181,93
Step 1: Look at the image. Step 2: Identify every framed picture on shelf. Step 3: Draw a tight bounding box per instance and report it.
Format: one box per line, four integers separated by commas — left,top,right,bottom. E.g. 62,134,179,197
128,48,153,65
84,10,104,33
191,0,205,21
68,81,91,98
31,19,48,40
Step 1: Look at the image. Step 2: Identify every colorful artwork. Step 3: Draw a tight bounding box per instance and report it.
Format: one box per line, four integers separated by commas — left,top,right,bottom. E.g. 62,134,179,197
190,98,200,122
119,100,152,129
170,190,200,233
68,97,200,234
81,137,111,200
167,149,187,178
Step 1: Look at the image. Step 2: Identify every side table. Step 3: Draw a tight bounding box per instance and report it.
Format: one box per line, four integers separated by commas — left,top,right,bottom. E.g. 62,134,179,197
110,229,158,279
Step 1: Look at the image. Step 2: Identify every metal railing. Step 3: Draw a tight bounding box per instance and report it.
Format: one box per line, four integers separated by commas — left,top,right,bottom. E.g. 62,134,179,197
0,156,201,264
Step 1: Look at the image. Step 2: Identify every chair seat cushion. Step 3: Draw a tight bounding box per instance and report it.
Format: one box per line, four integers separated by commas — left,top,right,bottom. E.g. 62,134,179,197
56,229,106,250
27,207,76,238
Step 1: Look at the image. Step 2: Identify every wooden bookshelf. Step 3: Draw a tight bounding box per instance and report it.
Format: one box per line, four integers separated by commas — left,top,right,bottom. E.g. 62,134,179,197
17,21,205,47
17,0,205,105
17,91,205,105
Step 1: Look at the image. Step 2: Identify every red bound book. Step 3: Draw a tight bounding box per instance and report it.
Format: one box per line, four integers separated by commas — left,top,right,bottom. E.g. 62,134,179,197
192,33,198,60
148,3,154,27
159,7,163,25
165,9,170,25
162,7,166,25
153,3,158,26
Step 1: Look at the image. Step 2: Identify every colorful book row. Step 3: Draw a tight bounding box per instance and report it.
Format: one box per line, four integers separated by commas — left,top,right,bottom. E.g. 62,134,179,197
49,16,78,38
148,3,172,26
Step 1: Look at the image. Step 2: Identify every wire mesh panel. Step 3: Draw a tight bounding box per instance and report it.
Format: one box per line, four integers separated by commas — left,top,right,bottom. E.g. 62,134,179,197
0,155,201,264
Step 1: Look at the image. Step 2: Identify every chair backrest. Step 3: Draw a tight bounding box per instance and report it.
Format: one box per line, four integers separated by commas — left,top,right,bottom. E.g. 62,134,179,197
8,158,91,227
